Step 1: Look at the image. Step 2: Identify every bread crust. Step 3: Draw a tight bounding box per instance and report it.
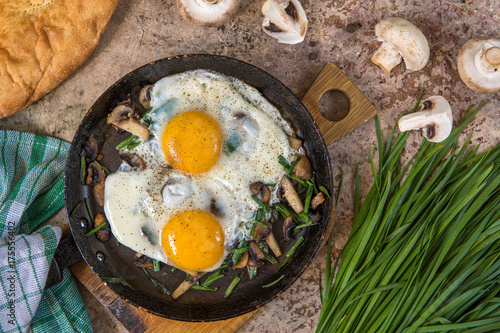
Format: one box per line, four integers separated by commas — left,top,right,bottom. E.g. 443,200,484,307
0,0,120,118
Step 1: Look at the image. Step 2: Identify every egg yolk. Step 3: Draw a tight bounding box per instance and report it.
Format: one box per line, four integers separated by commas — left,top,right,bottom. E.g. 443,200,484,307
162,111,222,174
161,210,225,271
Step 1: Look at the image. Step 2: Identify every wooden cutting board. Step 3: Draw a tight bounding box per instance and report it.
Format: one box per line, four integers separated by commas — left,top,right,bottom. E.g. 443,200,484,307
70,62,376,332
70,260,255,332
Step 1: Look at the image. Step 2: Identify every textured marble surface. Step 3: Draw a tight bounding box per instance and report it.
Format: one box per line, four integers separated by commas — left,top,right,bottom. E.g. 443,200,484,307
1,0,498,332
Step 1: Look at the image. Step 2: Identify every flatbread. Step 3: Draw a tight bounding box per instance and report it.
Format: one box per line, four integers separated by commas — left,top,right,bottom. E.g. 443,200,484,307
0,0,120,118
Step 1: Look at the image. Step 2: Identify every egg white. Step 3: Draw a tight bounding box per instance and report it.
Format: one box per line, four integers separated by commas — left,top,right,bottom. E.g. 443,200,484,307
104,70,297,272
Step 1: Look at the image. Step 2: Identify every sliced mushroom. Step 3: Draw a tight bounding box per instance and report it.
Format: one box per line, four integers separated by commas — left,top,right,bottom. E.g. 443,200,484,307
249,182,271,204
93,182,105,207
172,272,206,299
287,135,302,150
86,162,106,185
262,0,308,44
247,258,263,268
177,0,240,27
232,251,249,269
398,96,453,143
107,104,150,140
139,85,153,109
265,232,282,257
86,162,106,206
250,181,264,196
280,175,304,214
85,137,99,162
253,223,271,243
94,213,110,242
310,192,325,210
260,185,271,204
134,252,154,269
457,37,500,94
292,154,312,180
309,211,321,224
283,216,295,241
248,241,265,264
371,17,430,73
120,153,146,171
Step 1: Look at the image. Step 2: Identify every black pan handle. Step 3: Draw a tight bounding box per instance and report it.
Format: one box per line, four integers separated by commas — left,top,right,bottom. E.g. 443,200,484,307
44,236,83,289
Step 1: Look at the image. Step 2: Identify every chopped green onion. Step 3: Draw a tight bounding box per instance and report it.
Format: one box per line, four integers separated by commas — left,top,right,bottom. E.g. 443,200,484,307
252,195,270,213
127,141,141,150
249,267,258,279
303,184,314,214
254,208,264,222
225,272,245,298
115,135,139,150
191,284,217,291
152,259,160,272
290,173,310,188
80,156,86,185
230,246,249,254
101,277,135,291
265,183,277,187
278,155,290,168
142,108,153,119
84,198,94,223
141,268,170,295
262,275,284,288
274,203,301,223
264,251,278,265
279,236,304,269
225,141,237,153
287,156,302,176
171,267,177,272
231,240,248,265
94,161,110,174
70,201,82,221
85,220,107,236
202,265,227,287
319,186,332,200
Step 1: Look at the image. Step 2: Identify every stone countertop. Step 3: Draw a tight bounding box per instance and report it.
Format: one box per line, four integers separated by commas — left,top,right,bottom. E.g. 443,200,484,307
1,0,498,332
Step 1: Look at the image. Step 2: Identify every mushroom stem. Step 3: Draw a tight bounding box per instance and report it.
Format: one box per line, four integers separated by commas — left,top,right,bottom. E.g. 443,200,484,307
280,175,303,214
371,42,403,73
172,272,205,299
458,37,500,94
265,232,282,257
482,46,500,72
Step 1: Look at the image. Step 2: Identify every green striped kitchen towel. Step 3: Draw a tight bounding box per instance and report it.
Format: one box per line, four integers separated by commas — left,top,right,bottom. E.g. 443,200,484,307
0,131,92,333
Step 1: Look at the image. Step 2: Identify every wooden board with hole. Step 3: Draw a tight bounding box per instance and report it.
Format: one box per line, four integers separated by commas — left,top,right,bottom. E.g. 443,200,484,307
301,63,378,145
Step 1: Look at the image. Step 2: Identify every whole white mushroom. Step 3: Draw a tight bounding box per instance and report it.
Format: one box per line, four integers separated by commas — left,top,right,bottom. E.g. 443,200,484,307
371,17,430,73
457,37,500,94
177,0,239,27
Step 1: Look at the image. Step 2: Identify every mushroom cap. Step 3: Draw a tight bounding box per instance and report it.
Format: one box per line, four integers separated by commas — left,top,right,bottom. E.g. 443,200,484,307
177,0,239,27
262,0,308,44
398,96,453,143
457,37,500,94
374,17,430,72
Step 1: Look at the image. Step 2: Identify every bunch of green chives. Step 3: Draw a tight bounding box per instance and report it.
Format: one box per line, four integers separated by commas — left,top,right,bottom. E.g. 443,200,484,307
318,98,500,333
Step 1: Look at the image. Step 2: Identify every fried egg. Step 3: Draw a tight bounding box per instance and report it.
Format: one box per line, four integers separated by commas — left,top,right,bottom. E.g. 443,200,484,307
104,70,296,273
